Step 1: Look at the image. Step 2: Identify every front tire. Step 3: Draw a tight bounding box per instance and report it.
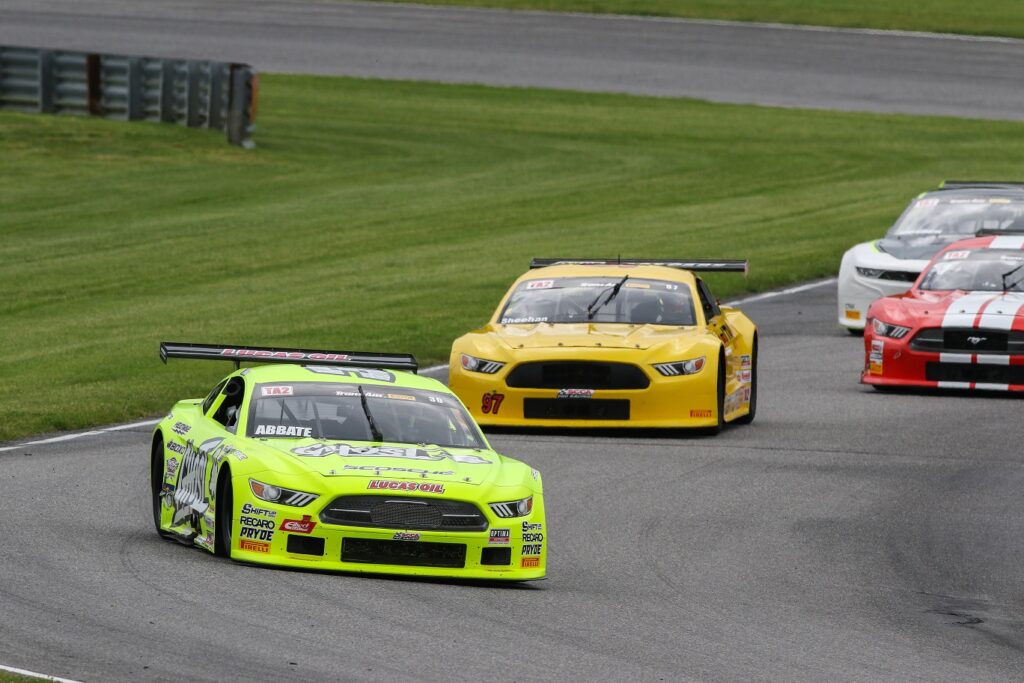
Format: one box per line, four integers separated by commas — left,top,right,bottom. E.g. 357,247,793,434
214,466,233,558
151,435,173,540
707,350,726,435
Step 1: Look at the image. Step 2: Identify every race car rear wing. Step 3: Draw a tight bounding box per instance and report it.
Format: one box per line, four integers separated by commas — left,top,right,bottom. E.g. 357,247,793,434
160,342,418,373
940,180,1024,191
529,258,748,274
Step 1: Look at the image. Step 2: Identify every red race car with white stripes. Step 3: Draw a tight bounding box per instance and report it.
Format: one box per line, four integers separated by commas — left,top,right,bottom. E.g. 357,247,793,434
863,232,1024,391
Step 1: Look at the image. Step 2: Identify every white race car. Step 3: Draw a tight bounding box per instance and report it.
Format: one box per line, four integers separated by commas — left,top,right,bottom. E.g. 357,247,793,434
837,181,1024,332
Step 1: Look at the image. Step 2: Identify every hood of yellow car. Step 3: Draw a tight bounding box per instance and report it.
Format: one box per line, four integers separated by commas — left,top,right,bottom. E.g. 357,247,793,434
490,322,695,350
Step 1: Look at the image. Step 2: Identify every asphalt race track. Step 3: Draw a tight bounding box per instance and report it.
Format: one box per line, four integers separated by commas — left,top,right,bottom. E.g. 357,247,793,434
2,2,1024,681
1,0,1024,120
3,283,1023,682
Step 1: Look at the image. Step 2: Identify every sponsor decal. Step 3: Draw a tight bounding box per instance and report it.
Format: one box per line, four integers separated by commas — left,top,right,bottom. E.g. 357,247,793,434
526,280,554,290
556,388,594,399
293,443,492,465
260,385,293,397
522,521,543,532
172,421,191,435
253,424,312,438
386,393,416,401
172,437,224,525
223,348,349,361
280,515,317,534
343,465,456,476
521,557,540,568
500,316,549,324
741,387,751,402
523,532,544,543
489,529,511,545
916,198,939,208
167,441,187,455
241,503,277,518
531,468,540,481
522,544,543,555
368,480,445,494
740,354,751,369
304,366,395,382
869,340,885,375
393,532,421,541
165,457,179,478
739,370,752,383
623,282,651,289
239,527,274,541
690,409,712,419
846,309,862,321
241,515,276,529
944,250,970,260
482,392,505,415
240,539,270,553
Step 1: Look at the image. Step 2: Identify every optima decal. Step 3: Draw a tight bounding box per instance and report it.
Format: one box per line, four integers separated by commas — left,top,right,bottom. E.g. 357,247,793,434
489,529,510,545
292,443,492,465
393,532,420,541
368,480,445,494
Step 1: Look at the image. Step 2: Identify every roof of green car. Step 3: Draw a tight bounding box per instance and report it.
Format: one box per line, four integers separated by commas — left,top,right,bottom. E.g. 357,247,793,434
234,363,449,392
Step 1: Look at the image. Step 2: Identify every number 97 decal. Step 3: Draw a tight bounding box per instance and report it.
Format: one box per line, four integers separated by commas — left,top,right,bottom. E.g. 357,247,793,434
482,392,505,415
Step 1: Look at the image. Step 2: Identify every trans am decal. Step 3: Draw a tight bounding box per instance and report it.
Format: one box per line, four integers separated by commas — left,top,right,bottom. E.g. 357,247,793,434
291,442,492,465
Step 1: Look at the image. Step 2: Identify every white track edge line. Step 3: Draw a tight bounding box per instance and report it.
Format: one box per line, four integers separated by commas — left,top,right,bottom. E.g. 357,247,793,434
0,663,84,683
0,278,834,453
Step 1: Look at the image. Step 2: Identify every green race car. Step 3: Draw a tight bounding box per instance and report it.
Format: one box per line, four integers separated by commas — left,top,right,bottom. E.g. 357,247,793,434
152,342,546,581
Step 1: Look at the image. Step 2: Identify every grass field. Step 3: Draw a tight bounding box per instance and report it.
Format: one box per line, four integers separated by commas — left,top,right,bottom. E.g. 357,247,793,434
0,672,49,683
3,74,1024,440
360,0,1024,39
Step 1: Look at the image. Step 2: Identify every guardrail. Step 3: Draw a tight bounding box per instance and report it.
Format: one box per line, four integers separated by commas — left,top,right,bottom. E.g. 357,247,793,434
0,46,257,147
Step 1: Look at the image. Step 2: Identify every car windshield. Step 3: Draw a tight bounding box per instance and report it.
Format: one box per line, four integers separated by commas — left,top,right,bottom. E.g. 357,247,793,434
499,277,696,325
248,383,485,448
888,196,1024,238
918,249,1024,292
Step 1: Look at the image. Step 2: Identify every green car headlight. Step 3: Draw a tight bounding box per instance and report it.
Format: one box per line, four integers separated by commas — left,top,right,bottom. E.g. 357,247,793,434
490,496,533,518
249,479,318,507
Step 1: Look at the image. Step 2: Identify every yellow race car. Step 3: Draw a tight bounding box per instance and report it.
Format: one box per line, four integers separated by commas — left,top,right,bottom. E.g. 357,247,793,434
449,259,757,432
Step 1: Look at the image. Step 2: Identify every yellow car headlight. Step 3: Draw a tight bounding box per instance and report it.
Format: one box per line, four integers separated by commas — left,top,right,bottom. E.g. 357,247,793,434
652,356,705,376
460,353,505,374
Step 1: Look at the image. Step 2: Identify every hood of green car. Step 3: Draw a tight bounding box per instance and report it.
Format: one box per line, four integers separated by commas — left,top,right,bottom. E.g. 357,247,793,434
261,439,499,486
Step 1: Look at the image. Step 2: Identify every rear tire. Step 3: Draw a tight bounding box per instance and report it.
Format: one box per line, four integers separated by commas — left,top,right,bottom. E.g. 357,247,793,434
214,466,233,559
151,435,173,540
734,336,758,425
846,327,864,336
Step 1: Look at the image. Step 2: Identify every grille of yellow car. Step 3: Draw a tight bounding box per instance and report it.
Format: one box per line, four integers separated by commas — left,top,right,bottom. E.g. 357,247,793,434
505,361,649,389
320,496,488,531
